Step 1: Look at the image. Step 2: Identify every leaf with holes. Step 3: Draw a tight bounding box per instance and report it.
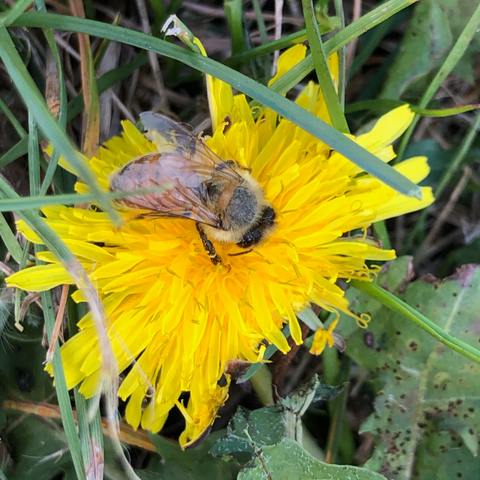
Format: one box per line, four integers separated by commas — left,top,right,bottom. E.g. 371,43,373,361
238,438,387,480
336,257,480,480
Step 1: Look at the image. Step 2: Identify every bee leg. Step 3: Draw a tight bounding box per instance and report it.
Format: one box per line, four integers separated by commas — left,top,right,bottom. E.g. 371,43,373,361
196,223,228,268
228,249,253,257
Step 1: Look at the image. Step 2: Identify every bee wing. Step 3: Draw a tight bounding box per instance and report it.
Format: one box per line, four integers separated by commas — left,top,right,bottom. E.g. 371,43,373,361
140,112,195,147
110,113,245,227
139,112,241,181
110,150,226,228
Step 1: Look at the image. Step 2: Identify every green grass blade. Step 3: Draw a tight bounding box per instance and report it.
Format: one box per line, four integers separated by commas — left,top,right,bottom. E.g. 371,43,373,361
27,111,86,480
225,0,247,54
0,213,23,263
34,0,69,196
12,12,422,198
28,114,41,196
0,139,29,168
0,95,26,138
0,175,115,479
0,185,169,211
302,0,349,133
0,25,120,222
250,0,271,80
37,286,87,480
0,0,32,26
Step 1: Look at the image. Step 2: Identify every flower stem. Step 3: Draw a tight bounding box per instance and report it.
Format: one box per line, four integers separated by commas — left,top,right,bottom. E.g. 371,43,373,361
250,364,274,406
350,280,480,365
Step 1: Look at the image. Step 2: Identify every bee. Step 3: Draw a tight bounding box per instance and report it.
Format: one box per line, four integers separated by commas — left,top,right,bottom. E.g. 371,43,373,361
109,112,276,268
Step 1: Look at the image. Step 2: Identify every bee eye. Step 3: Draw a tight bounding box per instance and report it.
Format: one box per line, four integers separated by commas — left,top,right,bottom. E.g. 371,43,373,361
237,229,262,249
207,183,221,202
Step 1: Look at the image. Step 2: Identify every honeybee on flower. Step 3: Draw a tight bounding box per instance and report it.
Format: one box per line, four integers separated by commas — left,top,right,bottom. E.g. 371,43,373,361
110,112,276,270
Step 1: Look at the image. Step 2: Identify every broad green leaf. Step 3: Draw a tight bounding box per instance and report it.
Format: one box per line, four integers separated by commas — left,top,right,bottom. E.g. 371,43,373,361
210,405,286,457
238,438,387,480
380,0,452,98
337,257,480,479
141,432,233,480
212,375,341,458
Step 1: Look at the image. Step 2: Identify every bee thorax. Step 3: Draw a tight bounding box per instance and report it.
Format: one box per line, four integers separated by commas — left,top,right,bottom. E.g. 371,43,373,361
225,187,258,229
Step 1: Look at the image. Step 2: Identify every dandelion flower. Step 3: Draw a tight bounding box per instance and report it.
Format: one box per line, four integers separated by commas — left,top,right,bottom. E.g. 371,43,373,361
7,44,434,447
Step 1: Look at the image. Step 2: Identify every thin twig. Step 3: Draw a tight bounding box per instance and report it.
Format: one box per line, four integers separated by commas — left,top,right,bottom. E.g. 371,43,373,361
345,0,361,78
272,0,284,76
417,166,472,260
45,283,69,364
0,260,14,275
182,1,304,26
2,399,156,452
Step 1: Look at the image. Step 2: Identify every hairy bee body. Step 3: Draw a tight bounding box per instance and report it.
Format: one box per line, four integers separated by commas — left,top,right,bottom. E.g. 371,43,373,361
109,112,276,266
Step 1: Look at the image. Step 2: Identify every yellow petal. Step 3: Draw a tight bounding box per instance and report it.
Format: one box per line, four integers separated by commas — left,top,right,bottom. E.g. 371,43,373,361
7,264,74,291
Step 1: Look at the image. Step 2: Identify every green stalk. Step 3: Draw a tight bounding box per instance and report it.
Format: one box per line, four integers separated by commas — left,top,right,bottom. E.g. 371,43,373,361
302,0,349,133
373,219,392,250
224,0,246,55
324,356,353,464
350,280,480,365
250,364,274,406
